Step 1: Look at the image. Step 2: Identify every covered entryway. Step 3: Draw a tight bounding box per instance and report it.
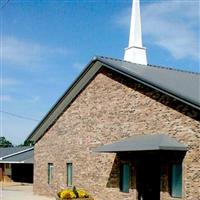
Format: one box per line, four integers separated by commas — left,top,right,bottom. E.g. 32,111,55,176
95,134,187,200
0,147,34,183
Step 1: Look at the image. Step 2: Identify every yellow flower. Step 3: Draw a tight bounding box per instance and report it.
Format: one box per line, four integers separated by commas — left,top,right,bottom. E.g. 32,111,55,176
77,189,89,198
57,188,90,199
69,191,76,198
60,189,75,199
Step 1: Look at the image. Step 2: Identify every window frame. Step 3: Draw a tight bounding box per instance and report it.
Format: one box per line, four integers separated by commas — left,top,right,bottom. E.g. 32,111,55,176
48,163,54,184
66,162,73,187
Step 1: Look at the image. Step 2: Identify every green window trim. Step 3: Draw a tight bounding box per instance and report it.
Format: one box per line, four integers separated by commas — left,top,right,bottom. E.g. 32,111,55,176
48,163,53,184
67,163,73,187
120,163,130,193
170,164,182,198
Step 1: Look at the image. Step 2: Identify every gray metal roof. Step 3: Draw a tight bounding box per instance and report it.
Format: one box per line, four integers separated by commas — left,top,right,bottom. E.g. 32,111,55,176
97,56,200,109
26,56,200,143
95,134,187,152
0,147,32,158
0,147,34,163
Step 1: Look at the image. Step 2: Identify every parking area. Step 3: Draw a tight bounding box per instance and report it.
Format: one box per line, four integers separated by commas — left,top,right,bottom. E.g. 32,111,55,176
1,183,54,200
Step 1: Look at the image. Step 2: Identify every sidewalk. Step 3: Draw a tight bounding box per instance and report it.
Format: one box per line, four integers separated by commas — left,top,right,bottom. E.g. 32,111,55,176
1,183,54,200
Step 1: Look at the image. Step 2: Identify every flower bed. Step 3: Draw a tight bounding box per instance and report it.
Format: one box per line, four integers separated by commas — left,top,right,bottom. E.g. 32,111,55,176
57,187,94,200
56,197,94,200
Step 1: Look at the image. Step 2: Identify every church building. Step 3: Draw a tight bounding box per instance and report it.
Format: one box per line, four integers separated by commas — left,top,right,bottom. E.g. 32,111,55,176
26,0,200,200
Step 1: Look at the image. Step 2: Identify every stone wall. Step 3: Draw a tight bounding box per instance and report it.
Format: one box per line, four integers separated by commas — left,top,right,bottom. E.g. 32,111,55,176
34,68,200,200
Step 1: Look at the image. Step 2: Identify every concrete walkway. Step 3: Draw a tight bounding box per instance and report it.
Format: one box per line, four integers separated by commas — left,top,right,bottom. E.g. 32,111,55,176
1,183,54,200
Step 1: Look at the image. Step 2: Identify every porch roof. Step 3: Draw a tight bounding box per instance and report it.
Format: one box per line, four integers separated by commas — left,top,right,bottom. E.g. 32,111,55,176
94,134,187,153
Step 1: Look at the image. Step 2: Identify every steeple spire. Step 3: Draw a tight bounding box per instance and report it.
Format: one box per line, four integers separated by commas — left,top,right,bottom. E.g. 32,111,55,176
124,0,147,65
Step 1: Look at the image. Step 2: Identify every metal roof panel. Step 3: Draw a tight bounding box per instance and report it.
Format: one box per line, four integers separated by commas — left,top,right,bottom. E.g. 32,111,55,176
0,148,34,163
94,134,187,152
97,56,200,108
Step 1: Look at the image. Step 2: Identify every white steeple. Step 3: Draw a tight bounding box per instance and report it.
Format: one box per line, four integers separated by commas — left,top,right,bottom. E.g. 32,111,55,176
124,0,147,65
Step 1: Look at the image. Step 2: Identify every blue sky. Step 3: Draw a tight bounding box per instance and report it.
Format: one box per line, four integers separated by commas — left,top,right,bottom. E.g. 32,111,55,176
1,0,199,145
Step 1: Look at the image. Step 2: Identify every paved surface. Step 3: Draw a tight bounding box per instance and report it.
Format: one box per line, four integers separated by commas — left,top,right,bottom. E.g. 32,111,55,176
1,184,54,200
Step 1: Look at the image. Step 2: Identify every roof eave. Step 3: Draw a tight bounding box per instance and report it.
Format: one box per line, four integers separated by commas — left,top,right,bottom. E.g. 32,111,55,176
26,57,101,142
95,149,187,153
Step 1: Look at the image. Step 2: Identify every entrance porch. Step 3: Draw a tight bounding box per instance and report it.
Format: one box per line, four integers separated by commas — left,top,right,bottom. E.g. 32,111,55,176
95,134,187,200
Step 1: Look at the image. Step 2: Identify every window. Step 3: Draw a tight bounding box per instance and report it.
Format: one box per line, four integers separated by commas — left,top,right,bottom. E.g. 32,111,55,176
5,163,11,169
48,163,53,184
5,164,11,176
120,163,130,193
67,163,73,186
170,164,182,198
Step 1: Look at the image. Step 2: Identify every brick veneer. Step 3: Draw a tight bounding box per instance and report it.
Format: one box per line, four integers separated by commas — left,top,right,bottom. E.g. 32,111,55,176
33,68,200,200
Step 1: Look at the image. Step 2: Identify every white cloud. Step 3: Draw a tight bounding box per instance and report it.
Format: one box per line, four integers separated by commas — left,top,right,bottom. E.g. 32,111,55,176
0,95,11,102
115,1,199,60
0,78,22,86
1,36,71,67
115,7,130,28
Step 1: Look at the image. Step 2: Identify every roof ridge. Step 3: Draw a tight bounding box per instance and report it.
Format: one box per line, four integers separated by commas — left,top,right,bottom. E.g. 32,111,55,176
97,55,135,64
97,56,200,75
148,64,200,75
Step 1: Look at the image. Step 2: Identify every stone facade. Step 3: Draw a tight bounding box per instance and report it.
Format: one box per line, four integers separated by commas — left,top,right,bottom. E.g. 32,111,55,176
34,68,200,200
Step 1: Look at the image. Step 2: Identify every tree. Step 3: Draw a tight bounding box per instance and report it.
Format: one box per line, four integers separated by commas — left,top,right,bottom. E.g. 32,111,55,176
0,136,13,147
18,140,34,147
